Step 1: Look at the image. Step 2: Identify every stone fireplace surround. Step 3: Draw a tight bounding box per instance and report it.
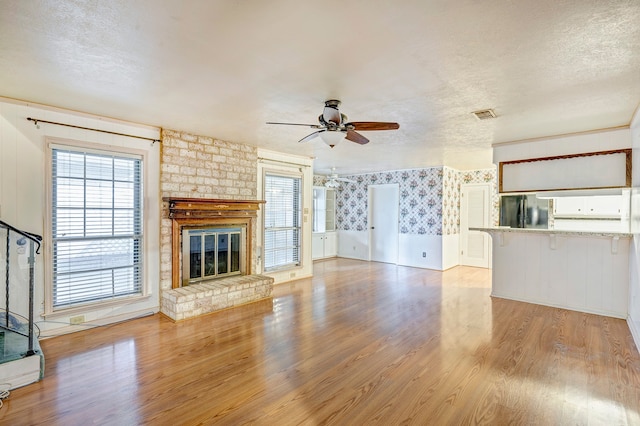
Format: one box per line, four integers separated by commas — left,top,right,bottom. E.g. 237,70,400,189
159,129,275,320
161,197,274,321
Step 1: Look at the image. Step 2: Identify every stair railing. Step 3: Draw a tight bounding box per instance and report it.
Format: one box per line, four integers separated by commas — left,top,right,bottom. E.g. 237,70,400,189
0,220,42,356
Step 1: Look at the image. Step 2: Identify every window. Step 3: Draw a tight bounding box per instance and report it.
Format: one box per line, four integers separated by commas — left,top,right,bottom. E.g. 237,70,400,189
50,145,143,310
264,173,301,271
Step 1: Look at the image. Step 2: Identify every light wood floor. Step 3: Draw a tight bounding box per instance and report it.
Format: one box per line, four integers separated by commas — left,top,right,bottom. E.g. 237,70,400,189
3,258,640,425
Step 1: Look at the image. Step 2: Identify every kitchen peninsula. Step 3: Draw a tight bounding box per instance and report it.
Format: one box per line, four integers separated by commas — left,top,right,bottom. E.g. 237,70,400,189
473,226,631,319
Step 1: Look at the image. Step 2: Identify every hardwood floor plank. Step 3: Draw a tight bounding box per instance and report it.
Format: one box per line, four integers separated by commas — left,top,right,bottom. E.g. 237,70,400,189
1,258,639,425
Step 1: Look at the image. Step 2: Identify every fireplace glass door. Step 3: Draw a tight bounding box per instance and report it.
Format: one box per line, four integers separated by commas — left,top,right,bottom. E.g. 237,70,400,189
183,227,242,285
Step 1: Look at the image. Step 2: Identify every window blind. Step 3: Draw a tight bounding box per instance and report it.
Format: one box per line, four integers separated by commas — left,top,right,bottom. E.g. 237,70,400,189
51,147,143,309
264,173,301,271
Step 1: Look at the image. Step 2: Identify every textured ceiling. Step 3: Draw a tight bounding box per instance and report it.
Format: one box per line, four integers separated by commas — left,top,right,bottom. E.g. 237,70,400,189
1,0,639,175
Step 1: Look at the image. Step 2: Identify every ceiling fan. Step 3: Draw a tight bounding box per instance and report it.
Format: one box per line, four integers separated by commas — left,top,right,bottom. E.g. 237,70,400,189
267,100,399,147
324,168,355,188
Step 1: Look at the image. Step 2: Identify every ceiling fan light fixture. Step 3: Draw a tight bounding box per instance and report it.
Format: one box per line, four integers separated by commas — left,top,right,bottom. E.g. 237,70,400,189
319,130,346,148
324,179,340,189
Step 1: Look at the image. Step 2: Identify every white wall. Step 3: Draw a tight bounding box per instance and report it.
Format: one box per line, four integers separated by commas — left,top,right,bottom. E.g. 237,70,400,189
493,127,631,163
337,230,369,260
0,98,161,337
629,105,640,349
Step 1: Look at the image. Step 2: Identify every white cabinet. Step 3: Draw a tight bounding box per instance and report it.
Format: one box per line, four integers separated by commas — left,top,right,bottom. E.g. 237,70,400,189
312,186,337,259
553,195,623,218
586,196,623,217
312,231,337,259
553,197,585,216
324,232,337,257
325,188,336,231
313,187,327,233
313,186,336,232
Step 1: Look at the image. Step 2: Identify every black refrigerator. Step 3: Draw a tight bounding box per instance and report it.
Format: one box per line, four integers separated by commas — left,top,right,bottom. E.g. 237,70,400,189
499,194,549,229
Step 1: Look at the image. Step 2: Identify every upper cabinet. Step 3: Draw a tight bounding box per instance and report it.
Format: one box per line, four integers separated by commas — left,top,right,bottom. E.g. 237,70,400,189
313,186,336,233
553,195,626,219
313,186,327,233
325,188,336,232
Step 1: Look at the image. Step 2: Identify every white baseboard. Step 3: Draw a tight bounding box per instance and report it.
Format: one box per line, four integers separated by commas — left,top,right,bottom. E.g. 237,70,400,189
628,317,640,352
38,308,158,339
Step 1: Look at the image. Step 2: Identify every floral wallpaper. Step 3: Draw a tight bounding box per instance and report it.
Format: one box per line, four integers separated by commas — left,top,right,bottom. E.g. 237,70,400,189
459,168,499,227
313,166,498,236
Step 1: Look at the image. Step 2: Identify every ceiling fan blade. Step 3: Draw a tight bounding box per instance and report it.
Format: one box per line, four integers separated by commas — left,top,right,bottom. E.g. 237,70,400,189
266,122,322,128
346,130,369,145
348,121,400,131
336,177,355,183
298,130,325,143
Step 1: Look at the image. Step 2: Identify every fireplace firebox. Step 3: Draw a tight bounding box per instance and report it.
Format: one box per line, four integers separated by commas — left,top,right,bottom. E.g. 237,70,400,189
182,226,245,286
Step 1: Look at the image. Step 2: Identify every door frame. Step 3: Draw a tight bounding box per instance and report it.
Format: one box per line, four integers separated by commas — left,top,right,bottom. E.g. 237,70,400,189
367,183,399,264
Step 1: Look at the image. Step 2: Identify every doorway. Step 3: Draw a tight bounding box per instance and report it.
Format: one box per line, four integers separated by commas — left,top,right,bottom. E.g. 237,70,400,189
460,183,491,268
368,184,399,263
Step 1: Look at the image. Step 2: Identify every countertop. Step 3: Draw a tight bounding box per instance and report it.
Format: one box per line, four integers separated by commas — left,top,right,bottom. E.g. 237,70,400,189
470,227,632,238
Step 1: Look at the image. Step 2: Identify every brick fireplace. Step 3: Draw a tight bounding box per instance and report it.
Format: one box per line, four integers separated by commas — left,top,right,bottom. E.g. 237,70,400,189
159,129,273,320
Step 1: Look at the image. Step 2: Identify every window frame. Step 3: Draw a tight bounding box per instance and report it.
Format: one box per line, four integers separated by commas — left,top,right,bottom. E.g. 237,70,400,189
44,138,149,316
262,169,303,272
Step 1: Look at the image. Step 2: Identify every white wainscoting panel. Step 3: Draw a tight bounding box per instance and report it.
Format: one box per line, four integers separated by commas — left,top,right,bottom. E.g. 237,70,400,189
442,234,460,270
491,231,630,319
337,230,369,260
398,234,443,270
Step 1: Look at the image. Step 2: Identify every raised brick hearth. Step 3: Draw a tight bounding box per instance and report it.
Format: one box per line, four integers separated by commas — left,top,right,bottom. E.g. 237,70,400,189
161,274,274,321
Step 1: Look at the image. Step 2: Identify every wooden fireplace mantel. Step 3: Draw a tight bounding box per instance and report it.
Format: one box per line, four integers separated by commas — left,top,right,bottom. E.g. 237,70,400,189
163,198,265,289
164,197,265,219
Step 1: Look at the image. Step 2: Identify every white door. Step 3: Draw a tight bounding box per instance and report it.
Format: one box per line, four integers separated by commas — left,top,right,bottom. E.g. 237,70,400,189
460,183,491,268
368,184,399,263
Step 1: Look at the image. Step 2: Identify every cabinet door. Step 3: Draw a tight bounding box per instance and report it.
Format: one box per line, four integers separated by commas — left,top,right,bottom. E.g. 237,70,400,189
325,188,336,231
312,233,325,260
586,195,622,217
324,232,337,257
553,197,585,216
313,187,326,233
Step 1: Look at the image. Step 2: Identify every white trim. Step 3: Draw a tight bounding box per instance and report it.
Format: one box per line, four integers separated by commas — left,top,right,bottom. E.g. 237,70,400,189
0,95,160,134
262,170,303,272
491,125,630,147
38,308,158,339
44,137,151,315
628,317,640,352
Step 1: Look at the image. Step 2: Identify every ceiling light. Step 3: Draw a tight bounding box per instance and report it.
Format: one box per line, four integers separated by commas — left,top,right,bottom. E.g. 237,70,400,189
471,109,497,120
320,130,346,148
325,179,340,188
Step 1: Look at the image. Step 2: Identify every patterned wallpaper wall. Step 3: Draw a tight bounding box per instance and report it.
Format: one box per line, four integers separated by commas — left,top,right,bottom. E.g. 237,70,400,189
314,166,498,236
459,168,499,227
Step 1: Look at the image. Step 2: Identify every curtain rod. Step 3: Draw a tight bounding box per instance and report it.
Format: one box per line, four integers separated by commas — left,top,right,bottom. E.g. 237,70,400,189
27,117,161,144
258,157,312,168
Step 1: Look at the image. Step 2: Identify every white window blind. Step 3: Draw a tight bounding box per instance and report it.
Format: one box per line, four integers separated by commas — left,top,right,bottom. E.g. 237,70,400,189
264,173,301,271
51,147,143,309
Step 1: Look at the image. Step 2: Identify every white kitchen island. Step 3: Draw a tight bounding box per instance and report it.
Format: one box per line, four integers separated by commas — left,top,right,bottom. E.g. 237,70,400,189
473,227,631,319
